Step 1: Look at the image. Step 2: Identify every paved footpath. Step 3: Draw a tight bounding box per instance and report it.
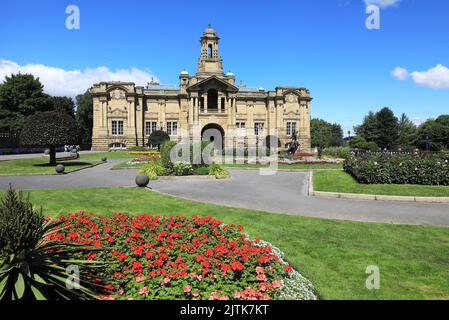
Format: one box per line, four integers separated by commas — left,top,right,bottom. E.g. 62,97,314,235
1,163,448,227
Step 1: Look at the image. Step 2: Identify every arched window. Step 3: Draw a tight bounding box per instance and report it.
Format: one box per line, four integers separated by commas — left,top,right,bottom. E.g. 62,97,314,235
208,44,213,58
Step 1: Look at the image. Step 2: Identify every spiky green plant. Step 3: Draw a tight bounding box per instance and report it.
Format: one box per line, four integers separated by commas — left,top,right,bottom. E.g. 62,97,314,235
0,187,105,300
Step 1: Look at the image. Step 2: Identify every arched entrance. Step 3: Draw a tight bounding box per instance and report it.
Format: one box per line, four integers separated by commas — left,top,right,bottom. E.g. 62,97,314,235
201,123,224,150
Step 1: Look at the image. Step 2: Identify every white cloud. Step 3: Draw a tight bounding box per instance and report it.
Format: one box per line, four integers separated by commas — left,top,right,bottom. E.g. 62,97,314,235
364,0,401,8
410,64,449,89
391,67,409,80
0,59,159,97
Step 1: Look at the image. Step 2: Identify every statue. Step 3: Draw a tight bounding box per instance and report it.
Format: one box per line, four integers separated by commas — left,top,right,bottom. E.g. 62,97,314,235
287,131,299,155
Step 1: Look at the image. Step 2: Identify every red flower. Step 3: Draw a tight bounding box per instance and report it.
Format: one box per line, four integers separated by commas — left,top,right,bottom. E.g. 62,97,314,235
183,284,191,293
284,265,293,273
231,260,244,271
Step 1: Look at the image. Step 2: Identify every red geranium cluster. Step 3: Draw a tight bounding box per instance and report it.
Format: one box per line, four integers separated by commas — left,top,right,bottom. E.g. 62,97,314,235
47,212,292,300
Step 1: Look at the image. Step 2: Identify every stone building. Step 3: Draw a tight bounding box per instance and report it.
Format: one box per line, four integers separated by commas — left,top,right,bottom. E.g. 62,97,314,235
90,25,312,151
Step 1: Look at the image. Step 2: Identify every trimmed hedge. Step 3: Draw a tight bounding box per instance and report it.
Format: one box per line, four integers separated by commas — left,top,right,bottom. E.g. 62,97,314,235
322,147,351,159
344,153,449,185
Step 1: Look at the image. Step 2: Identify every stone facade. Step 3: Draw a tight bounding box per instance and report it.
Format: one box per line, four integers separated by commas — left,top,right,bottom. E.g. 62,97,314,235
90,25,312,151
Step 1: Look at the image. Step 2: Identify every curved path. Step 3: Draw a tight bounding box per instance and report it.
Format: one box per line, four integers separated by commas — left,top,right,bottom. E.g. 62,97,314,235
1,162,448,227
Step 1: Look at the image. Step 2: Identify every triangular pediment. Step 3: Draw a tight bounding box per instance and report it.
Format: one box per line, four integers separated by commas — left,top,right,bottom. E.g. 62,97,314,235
188,76,239,93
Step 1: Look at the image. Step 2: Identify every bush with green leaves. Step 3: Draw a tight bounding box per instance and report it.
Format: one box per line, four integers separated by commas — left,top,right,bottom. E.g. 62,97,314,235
139,160,169,180
322,147,351,159
148,130,170,150
173,162,193,176
194,166,209,175
208,164,229,179
160,140,177,171
344,152,449,185
0,188,103,300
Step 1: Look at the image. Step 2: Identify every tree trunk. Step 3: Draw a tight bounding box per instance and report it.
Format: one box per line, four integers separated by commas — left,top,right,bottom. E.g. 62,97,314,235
49,146,56,166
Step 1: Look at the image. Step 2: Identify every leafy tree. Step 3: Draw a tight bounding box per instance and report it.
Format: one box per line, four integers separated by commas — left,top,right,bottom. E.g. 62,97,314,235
148,130,170,150
50,96,76,117
396,113,417,150
0,74,53,131
375,107,399,149
311,118,344,148
416,115,449,151
349,135,378,151
354,111,378,143
20,111,79,165
75,90,93,149
355,108,399,150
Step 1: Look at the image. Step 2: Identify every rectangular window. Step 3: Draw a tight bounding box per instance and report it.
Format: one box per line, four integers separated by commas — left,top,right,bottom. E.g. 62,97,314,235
254,122,264,136
236,122,246,137
112,120,124,136
145,121,157,136
167,122,178,136
286,121,297,136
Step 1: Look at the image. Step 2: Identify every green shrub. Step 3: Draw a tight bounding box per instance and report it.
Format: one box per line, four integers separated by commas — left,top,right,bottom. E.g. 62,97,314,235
0,188,102,300
194,166,209,175
173,162,193,176
344,152,449,185
148,130,170,150
160,140,177,170
139,160,169,180
208,164,229,179
322,147,351,159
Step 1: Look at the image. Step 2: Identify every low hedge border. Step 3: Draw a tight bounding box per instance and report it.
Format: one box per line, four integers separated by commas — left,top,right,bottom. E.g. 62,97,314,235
308,172,449,204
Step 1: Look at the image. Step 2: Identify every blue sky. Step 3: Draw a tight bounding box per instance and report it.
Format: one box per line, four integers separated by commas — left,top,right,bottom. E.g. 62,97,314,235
1,0,449,133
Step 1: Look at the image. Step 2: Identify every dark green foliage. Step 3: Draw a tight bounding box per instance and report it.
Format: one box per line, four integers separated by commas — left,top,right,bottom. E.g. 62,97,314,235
355,108,418,150
375,107,399,149
0,74,53,131
193,166,209,175
20,111,79,165
0,188,104,300
50,96,76,117
311,118,344,148
322,147,351,159
148,130,170,150
416,115,449,151
75,90,93,149
344,153,449,185
0,74,77,132
397,114,417,150
160,140,177,170
349,136,378,151
0,188,44,257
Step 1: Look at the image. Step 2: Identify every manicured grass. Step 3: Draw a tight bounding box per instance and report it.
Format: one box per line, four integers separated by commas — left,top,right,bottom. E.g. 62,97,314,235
314,170,449,197
4,187,449,300
225,163,343,170
80,151,133,160
0,157,100,175
112,160,142,169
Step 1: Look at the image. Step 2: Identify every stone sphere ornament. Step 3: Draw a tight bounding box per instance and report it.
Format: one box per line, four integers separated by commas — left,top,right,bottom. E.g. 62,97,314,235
135,174,150,187
55,164,65,174
102,157,107,162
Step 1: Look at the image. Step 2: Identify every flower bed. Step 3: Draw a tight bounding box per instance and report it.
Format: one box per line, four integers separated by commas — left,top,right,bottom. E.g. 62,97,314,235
48,212,316,300
344,152,449,185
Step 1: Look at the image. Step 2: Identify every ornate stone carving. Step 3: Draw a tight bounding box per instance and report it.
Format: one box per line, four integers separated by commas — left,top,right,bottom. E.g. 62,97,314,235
111,89,126,100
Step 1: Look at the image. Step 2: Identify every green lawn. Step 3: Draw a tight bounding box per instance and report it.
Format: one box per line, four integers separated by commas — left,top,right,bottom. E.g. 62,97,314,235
314,170,449,197
0,151,134,175
225,163,343,170
0,157,100,175
4,187,449,300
